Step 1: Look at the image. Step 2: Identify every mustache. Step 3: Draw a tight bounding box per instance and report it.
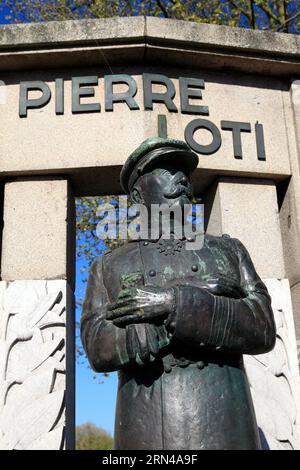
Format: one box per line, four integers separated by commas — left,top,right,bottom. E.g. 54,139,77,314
164,185,192,199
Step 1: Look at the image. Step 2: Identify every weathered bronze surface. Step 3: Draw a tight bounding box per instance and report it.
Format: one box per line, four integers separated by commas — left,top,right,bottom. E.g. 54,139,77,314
81,137,276,450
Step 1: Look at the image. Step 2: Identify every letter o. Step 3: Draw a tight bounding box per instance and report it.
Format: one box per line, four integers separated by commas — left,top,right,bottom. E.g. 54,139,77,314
185,119,221,155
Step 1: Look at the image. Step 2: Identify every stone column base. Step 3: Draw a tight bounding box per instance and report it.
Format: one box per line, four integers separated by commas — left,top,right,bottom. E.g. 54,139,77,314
0,280,73,450
245,279,300,450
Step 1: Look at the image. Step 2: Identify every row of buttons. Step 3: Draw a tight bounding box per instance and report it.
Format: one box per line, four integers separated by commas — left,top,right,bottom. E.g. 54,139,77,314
164,360,206,373
143,239,197,246
148,264,199,277
163,358,226,373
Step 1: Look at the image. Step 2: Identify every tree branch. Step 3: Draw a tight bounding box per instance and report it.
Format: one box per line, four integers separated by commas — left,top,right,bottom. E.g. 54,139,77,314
249,0,257,30
228,0,251,21
277,10,300,30
255,0,282,24
155,0,170,18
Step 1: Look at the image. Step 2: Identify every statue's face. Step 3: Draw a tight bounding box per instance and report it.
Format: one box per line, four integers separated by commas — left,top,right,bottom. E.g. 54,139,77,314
131,164,193,208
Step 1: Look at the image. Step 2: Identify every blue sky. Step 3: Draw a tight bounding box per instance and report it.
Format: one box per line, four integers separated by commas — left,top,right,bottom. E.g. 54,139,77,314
75,254,117,435
0,3,10,24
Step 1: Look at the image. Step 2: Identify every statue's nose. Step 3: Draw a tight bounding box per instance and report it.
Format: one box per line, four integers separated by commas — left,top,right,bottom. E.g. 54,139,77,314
179,176,188,186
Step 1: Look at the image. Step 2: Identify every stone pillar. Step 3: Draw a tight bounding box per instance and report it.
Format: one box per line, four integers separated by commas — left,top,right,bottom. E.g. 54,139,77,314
291,81,300,155
204,177,285,279
284,81,300,357
0,178,75,450
204,177,300,449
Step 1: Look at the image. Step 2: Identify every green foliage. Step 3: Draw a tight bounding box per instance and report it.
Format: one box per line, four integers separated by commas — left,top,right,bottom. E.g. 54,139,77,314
1,1,300,33
76,196,110,274
2,0,123,22
76,422,114,450
76,195,129,273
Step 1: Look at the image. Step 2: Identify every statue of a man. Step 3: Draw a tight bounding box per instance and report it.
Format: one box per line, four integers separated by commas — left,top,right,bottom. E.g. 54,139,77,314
81,137,276,450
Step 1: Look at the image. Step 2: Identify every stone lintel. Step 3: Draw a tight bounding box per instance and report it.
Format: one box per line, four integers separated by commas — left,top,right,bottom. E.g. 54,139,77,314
0,17,299,76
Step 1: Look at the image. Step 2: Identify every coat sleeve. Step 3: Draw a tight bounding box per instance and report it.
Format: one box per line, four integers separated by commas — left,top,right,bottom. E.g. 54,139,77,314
80,257,170,372
80,257,130,372
167,238,276,355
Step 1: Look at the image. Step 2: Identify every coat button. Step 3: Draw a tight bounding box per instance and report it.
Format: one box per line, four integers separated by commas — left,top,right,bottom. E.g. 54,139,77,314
191,264,198,272
149,270,156,277
200,342,205,347
197,361,205,370
143,241,149,246
164,364,172,373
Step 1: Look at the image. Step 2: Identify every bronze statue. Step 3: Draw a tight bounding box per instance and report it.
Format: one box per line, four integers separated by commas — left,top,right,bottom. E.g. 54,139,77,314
81,137,276,450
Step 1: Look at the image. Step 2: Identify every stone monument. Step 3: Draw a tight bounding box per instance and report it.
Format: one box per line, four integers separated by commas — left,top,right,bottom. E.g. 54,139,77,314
1,17,300,450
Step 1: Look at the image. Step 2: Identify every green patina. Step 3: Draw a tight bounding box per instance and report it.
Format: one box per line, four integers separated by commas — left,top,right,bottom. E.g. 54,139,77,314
163,266,174,276
120,272,144,288
194,252,207,274
210,247,231,274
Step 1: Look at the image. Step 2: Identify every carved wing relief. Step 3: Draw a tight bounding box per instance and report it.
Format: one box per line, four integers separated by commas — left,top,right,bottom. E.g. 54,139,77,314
244,279,300,450
0,281,66,450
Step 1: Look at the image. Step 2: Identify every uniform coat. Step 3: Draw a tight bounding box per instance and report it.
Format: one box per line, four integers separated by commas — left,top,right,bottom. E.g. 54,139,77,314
81,234,276,450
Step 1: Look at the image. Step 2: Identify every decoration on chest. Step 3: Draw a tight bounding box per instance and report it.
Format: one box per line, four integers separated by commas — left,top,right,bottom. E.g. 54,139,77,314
156,239,184,256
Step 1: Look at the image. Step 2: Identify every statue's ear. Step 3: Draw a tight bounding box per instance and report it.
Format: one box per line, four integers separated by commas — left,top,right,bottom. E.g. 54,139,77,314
130,187,143,203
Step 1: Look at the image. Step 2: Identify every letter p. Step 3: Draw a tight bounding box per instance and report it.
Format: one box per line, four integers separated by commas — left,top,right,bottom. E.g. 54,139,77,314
19,81,51,117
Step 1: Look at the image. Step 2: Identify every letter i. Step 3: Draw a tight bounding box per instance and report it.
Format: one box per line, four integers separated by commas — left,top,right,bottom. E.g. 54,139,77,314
55,78,64,115
255,122,266,161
